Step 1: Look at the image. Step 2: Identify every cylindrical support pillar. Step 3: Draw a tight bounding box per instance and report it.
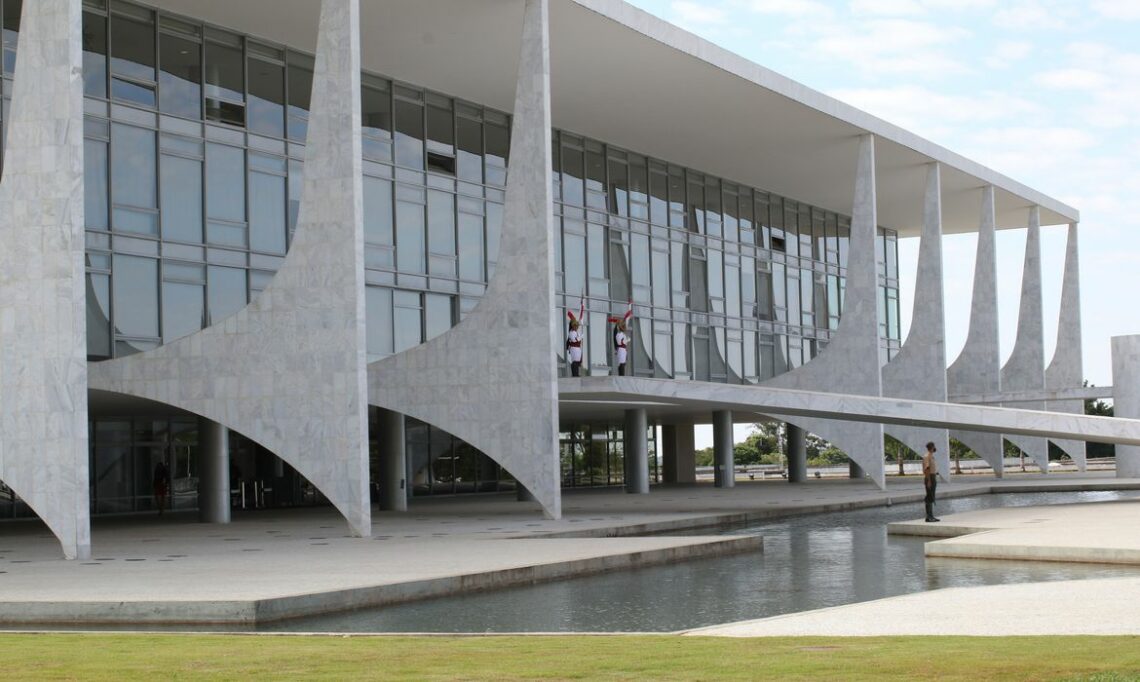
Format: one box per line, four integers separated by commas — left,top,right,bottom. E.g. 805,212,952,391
624,409,649,494
849,460,866,479
197,418,230,524
713,410,734,488
662,423,696,484
1112,336,1140,478
786,423,807,483
377,408,407,512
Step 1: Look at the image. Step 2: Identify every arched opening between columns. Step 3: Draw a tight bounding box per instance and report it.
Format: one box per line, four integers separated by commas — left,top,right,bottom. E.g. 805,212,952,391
87,390,345,518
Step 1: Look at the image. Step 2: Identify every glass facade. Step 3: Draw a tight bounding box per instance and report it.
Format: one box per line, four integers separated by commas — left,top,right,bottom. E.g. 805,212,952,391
0,0,901,509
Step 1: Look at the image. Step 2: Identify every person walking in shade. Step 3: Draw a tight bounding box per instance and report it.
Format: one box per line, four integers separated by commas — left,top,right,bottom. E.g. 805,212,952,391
923,441,940,522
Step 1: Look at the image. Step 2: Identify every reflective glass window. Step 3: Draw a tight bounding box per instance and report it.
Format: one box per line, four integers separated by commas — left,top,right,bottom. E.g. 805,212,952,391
456,116,482,183
87,272,112,358
287,52,313,141
560,143,584,208
204,33,244,126
365,285,393,360
394,98,424,170
427,190,455,256
393,290,422,353
757,270,772,321
207,265,246,324
608,155,628,217
113,254,159,338
651,245,669,308
206,143,245,222
85,138,109,230
396,194,426,274
83,10,108,98
111,123,156,211
159,26,201,119
110,8,156,106
363,175,394,246
160,153,203,243
2,0,20,74
457,212,484,282
249,164,287,254
484,118,508,187
162,281,203,342
563,231,585,296
425,294,452,341
248,51,285,138
628,154,649,220
630,233,649,301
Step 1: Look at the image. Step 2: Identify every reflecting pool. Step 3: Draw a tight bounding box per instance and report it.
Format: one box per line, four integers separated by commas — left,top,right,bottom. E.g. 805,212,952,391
266,490,1140,633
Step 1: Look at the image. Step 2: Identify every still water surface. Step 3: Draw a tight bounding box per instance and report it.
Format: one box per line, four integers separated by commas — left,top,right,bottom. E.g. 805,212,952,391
266,490,1140,633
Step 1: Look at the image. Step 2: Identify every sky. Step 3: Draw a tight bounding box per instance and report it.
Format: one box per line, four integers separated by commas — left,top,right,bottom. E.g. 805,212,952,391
616,0,1140,446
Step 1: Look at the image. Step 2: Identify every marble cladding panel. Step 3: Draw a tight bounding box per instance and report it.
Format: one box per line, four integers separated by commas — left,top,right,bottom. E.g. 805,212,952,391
88,0,371,536
368,0,562,519
881,163,950,477
1112,335,1140,478
764,134,884,487
1046,224,1086,469
0,0,90,560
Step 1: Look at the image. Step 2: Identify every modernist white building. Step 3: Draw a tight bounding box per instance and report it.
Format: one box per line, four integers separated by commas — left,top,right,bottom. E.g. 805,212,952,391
2,0,1139,561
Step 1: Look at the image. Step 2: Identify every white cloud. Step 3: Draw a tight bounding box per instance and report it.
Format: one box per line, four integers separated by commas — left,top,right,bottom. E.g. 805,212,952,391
987,40,1033,67
811,19,973,76
849,0,924,16
1090,0,1140,20
740,0,835,19
1032,68,1113,90
670,0,729,25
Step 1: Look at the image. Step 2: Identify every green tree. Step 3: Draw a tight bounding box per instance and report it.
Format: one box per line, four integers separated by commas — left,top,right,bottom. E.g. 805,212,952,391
1083,381,1115,460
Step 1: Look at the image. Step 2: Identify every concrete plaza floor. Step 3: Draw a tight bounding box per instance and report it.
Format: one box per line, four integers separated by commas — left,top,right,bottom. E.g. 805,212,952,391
0,473,1137,628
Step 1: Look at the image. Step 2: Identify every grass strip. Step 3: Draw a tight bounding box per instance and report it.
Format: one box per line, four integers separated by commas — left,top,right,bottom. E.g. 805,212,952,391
2,633,1138,681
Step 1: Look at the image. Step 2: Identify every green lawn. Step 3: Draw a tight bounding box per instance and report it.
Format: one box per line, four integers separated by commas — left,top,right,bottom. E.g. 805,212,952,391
3,633,1138,681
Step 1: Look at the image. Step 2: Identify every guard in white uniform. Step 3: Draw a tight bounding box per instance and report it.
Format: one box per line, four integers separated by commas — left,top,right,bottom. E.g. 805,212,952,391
613,321,628,376
566,319,584,377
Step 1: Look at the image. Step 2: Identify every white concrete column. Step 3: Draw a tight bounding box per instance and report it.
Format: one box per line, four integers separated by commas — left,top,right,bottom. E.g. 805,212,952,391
197,418,230,524
882,163,951,479
377,408,407,512
662,424,696,484
88,0,373,538
786,424,807,483
713,410,735,488
1112,336,1140,478
0,0,90,560
764,134,886,489
624,409,649,494
948,185,1005,476
1001,206,1049,472
368,0,562,519
1046,223,1086,469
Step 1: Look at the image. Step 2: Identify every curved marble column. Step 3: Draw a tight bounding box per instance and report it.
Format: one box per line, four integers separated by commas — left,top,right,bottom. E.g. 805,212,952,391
0,0,89,560
88,0,371,536
368,0,562,519
1112,335,1140,478
1045,223,1086,470
1000,207,1049,472
881,163,951,480
947,186,1005,476
764,135,885,488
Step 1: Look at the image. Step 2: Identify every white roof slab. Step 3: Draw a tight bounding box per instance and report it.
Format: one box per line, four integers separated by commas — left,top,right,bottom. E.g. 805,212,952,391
141,0,1077,235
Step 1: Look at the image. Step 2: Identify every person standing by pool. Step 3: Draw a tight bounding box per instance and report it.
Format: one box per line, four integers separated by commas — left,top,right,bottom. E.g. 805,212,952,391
923,442,940,522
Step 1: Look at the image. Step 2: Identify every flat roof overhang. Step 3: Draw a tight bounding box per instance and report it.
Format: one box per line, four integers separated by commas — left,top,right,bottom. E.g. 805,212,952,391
141,0,1078,236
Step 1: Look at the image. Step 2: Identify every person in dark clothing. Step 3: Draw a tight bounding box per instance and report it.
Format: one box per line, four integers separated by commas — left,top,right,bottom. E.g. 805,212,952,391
153,460,170,515
922,442,939,522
